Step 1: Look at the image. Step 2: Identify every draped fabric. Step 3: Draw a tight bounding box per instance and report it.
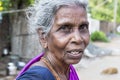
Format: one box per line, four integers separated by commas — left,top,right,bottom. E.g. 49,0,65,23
16,52,79,80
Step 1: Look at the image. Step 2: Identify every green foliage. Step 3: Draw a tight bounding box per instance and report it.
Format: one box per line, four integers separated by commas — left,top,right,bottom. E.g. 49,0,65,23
0,0,11,11
90,31,109,42
28,0,35,4
0,0,35,11
89,0,120,23
117,1,120,22
116,32,120,35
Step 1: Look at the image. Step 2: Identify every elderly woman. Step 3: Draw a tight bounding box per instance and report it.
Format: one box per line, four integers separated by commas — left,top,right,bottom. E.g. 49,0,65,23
16,0,89,80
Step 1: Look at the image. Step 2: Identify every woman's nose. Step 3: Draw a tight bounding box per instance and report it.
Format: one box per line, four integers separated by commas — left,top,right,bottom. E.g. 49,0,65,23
71,30,83,44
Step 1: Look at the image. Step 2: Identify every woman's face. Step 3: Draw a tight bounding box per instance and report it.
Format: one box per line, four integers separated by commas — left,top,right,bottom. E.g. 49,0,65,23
46,6,90,64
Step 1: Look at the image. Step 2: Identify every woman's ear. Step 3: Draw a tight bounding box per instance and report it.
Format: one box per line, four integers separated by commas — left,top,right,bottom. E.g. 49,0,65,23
37,28,48,49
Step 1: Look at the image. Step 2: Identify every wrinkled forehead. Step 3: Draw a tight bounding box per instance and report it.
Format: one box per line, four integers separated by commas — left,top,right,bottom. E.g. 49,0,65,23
57,5,86,14
54,6,87,22
56,3,86,13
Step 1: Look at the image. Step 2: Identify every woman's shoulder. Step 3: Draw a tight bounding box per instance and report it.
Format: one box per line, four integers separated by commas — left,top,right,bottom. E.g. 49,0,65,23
16,66,55,80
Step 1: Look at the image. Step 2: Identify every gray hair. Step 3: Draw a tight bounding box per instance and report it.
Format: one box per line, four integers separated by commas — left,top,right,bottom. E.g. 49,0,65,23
27,0,88,36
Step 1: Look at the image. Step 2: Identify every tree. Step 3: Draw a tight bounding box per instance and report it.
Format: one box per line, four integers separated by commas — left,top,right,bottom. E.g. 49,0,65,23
0,0,34,11
0,0,37,58
89,0,120,23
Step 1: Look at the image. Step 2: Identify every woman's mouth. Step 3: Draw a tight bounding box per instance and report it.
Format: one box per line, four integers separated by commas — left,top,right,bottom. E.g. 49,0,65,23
66,49,83,59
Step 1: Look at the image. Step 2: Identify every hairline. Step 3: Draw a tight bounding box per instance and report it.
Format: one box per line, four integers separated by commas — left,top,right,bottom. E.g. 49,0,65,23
45,4,87,36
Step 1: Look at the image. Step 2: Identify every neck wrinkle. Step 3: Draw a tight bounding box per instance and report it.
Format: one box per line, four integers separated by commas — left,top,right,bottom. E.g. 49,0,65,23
45,54,70,75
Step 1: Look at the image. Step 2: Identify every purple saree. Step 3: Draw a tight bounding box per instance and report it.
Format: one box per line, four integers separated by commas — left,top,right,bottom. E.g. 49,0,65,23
16,53,79,80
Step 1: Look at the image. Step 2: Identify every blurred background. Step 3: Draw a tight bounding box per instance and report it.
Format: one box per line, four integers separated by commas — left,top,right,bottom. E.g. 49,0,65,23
0,0,120,80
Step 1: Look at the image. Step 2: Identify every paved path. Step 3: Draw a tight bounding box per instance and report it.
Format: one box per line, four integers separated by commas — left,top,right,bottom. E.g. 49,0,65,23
75,36,120,80
93,37,120,55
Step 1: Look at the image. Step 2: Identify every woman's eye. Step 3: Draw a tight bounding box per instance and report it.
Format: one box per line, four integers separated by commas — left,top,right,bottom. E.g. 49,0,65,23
58,25,72,33
79,24,88,31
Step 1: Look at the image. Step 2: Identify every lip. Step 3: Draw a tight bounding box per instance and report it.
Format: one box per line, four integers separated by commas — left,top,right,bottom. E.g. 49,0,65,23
66,49,84,59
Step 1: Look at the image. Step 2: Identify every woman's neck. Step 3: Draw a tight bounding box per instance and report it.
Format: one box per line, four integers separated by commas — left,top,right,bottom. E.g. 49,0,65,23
43,53,70,78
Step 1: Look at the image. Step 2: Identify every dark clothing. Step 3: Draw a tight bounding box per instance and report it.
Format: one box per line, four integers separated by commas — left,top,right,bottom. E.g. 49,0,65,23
16,66,55,80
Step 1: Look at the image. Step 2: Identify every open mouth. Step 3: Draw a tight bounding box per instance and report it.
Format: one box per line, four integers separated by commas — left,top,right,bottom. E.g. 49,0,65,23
67,50,83,54
66,49,83,58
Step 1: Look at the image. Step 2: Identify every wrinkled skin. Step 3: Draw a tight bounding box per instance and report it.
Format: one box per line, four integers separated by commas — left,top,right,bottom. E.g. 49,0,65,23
38,6,90,79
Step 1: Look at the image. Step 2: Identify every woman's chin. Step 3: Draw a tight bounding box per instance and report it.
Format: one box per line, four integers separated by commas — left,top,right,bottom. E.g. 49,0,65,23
72,60,80,64
67,59,81,65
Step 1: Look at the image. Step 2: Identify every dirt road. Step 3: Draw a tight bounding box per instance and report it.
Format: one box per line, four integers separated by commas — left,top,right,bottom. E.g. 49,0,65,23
75,37,120,80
